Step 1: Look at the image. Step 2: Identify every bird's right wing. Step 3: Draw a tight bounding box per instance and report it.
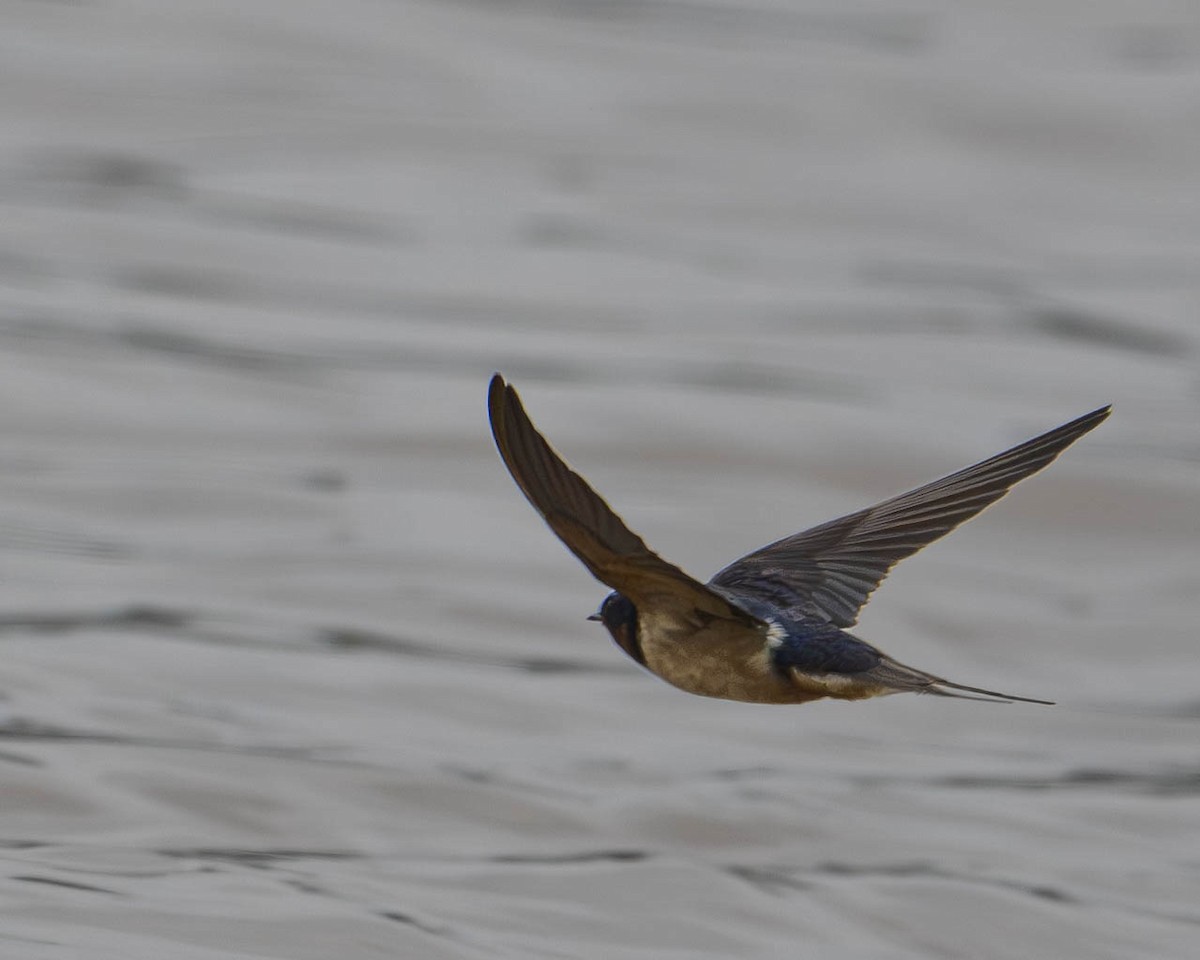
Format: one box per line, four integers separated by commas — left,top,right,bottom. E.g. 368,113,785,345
488,374,760,630
710,405,1110,627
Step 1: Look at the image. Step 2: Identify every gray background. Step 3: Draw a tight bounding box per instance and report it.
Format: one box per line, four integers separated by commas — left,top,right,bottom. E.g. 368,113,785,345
1,1,1198,957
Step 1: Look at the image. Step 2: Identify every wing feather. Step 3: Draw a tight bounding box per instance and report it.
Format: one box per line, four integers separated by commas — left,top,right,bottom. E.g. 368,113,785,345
710,405,1110,626
488,374,758,627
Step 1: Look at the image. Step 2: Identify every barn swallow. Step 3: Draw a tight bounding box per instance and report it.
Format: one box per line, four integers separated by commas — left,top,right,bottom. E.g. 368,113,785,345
488,374,1109,705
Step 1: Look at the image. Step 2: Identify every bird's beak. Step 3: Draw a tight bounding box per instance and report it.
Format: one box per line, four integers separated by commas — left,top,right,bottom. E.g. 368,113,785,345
586,613,602,622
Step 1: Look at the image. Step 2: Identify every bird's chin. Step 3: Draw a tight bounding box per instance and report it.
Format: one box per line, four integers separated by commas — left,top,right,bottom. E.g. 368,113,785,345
602,620,645,666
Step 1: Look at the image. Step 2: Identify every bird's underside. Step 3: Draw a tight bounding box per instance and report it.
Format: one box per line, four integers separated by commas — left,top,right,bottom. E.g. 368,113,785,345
488,373,1109,707
641,592,1055,705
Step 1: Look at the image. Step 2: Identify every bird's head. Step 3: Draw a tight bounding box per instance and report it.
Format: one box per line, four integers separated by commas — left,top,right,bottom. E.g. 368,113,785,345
587,591,643,664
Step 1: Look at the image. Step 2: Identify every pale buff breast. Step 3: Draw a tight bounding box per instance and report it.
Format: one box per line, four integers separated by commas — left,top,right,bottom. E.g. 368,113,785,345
636,614,895,705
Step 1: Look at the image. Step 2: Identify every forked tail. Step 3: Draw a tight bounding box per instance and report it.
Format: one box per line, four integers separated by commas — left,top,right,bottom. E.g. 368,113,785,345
873,657,1054,705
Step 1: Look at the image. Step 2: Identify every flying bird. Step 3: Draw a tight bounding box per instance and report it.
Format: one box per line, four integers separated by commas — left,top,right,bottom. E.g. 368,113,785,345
488,374,1108,705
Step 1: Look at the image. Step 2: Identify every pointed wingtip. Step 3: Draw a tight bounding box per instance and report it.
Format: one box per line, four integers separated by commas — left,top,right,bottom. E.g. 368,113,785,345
488,372,508,407
488,373,516,438
1059,403,1111,436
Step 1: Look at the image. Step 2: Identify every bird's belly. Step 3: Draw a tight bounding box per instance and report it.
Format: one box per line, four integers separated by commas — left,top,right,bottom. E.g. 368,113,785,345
638,622,819,705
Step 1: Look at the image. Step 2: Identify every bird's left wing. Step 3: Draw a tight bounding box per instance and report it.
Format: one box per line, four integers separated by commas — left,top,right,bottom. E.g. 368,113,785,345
710,405,1110,627
488,374,760,629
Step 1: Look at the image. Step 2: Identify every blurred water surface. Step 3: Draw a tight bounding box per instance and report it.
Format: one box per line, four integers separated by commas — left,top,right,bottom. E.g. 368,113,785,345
1,1,1199,957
